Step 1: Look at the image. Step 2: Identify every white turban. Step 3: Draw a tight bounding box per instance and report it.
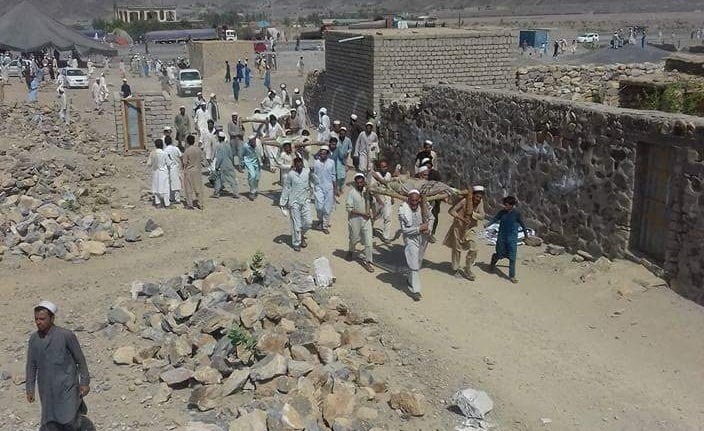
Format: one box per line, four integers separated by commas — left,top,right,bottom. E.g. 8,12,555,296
407,189,420,196
417,166,429,174
35,301,57,315
473,185,485,192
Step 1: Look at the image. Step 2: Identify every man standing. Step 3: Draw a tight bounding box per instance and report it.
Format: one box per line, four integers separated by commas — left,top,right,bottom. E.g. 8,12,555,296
212,131,239,198
207,93,220,123
297,56,304,75
202,119,217,165
348,114,363,171
225,60,231,82
443,186,485,280
240,135,263,200
313,145,336,234
295,100,310,129
119,58,126,78
285,108,303,134
244,60,251,87
354,122,379,173
399,190,434,301
317,108,331,144
487,196,529,284
120,78,131,98
174,106,192,149
280,157,314,251
346,173,374,272
279,83,291,107
371,160,394,243
276,141,294,187
421,158,442,242
164,132,183,204
227,112,245,162
232,77,240,102
147,139,173,208
263,114,285,171
57,86,68,124
333,129,352,194
26,301,91,431
91,78,103,113
182,135,205,209
194,103,210,138
236,59,244,83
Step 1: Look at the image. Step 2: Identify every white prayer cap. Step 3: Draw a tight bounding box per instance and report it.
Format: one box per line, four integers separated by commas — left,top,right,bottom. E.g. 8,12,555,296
407,189,420,196
218,131,226,138
333,120,341,125
365,121,374,127
280,83,286,88
122,78,127,81
319,107,327,114
290,108,297,112
417,166,429,174
179,105,185,109
319,145,330,152
282,139,292,146
248,134,257,140
420,157,431,166
294,88,300,93
295,100,302,106
200,101,207,106
424,139,433,146
163,126,172,131
340,126,347,131
350,114,358,120
472,185,485,192
197,91,202,95
231,111,239,116
209,93,216,98
354,173,365,180
35,300,57,315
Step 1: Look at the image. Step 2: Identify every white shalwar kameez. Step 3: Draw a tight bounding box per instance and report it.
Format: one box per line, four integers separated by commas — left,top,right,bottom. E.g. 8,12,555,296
372,171,393,241
276,150,293,186
317,110,330,143
264,122,284,167
313,157,336,229
195,109,210,136
164,145,183,201
148,148,173,207
296,104,310,129
91,82,102,112
347,187,373,263
280,167,314,248
201,128,218,163
398,201,435,294
354,131,379,172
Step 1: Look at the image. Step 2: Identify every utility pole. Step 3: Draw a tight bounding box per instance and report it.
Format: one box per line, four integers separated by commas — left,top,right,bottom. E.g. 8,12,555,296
457,11,461,28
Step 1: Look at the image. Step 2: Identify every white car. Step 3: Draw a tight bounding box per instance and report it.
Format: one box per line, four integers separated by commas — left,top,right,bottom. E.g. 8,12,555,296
5,59,31,77
176,69,202,97
577,33,599,43
64,68,89,88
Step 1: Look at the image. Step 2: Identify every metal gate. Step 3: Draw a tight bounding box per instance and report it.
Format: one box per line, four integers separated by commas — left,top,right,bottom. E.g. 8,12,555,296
633,142,673,262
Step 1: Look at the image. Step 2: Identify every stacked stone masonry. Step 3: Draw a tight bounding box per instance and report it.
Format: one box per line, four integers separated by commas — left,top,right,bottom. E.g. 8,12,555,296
113,91,171,151
516,63,664,105
379,86,704,304
321,28,513,121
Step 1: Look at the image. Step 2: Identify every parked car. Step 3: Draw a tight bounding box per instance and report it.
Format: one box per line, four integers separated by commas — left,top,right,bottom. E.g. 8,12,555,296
577,33,599,43
176,68,202,97
64,68,89,88
225,29,238,41
5,59,31,77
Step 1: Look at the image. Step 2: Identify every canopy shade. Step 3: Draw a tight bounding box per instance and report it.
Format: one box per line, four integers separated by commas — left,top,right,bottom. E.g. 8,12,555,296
0,1,117,55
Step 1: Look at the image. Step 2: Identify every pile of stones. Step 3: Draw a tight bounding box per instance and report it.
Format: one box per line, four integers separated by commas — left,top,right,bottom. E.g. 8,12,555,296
108,256,428,431
0,103,145,263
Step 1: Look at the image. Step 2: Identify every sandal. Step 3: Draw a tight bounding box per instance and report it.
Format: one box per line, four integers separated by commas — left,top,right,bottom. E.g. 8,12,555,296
363,261,375,273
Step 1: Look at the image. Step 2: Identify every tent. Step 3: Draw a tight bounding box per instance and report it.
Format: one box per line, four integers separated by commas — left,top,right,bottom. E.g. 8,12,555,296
0,1,117,55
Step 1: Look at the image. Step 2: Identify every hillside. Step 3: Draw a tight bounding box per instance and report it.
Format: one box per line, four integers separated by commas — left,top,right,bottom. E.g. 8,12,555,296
2,0,704,22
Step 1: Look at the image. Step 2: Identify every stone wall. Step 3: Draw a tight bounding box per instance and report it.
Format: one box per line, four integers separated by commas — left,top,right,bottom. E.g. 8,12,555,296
319,28,513,121
113,91,171,151
188,40,254,78
516,63,663,105
379,86,704,304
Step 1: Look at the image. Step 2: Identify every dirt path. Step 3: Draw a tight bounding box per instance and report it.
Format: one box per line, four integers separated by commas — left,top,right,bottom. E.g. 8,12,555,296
1,58,703,431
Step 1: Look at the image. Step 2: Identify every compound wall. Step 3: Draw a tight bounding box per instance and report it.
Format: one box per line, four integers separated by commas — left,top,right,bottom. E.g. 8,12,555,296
189,40,255,78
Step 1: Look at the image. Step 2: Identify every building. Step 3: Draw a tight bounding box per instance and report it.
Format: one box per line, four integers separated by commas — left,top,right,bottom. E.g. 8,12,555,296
115,4,177,23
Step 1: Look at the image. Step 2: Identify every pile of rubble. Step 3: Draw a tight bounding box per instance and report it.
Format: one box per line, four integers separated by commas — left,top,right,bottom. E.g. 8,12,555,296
108,256,431,431
0,103,145,263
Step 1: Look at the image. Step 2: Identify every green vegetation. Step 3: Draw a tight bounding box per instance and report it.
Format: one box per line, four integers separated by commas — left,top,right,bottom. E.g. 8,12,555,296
91,18,195,40
249,250,266,283
640,81,704,116
227,324,257,353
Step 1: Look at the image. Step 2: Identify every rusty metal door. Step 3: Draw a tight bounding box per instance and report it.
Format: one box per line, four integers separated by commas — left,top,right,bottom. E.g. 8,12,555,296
634,143,673,262
122,99,145,151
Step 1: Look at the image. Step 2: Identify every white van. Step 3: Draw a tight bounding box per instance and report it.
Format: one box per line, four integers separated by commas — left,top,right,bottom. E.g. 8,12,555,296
176,69,202,97
225,30,237,41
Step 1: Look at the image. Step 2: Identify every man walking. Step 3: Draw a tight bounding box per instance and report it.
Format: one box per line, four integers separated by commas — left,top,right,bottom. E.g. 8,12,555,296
26,301,91,431
443,186,485,280
487,196,529,284
212,131,239,198
313,145,336,234
182,135,205,209
280,157,314,251
399,190,434,301
240,135,263,200
164,131,183,204
371,160,394,243
174,106,192,149
346,173,374,272
224,60,231,82
354,122,379,173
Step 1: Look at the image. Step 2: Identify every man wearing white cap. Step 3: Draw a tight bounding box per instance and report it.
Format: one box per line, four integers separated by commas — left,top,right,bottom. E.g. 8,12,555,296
330,119,342,141
295,99,310,129
399,190,434,300
207,93,220,123
173,106,192,149
240,134,264,200
317,107,331,144
212,131,239,198
26,301,91,430
279,83,291,107
348,114,363,170
443,186,486,280
261,90,282,111
280,156,314,251
312,145,336,234
292,88,303,107
164,128,183,203
194,102,210,138
415,140,438,172
285,108,303,134
354,121,379,173
228,112,245,163
192,92,206,115
148,138,174,208
346,172,374,272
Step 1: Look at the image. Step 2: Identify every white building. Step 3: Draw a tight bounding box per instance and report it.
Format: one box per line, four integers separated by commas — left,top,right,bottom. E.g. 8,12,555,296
115,4,177,23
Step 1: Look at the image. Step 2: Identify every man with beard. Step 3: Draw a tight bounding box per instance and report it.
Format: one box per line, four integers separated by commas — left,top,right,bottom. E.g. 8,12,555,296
280,157,314,251
346,173,375,272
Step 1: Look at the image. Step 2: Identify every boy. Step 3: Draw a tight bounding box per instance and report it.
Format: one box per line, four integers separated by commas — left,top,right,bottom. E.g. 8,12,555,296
486,196,528,283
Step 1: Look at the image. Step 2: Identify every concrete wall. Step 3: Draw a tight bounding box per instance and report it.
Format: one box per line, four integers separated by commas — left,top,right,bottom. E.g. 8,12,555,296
516,63,663,105
113,91,171,151
319,28,514,121
380,86,704,304
188,40,255,78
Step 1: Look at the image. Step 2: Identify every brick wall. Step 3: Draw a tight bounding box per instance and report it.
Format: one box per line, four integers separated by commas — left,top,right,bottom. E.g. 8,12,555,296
113,91,171,151
189,40,256,78
321,28,514,120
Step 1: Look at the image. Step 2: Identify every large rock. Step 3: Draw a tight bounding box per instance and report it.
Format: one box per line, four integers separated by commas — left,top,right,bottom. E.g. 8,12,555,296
451,387,494,420
222,368,250,396
152,382,172,404
36,203,61,219
267,402,305,430
228,409,268,431
107,306,135,325
317,324,341,349
189,385,223,411
160,367,193,386
194,366,222,385
144,218,159,232
257,332,289,355
323,391,356,425
301,297,326,321
112,346,135,365
250,353,288,381
389,390,426,416
202,270,235,294
18,195,41,211
82,240,106,256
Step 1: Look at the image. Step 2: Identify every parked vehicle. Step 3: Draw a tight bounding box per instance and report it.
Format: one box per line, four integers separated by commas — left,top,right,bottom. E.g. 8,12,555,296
64,68,89,88
176,69,202,97
577,33,599,43
225,29,237,41
5,59,31,77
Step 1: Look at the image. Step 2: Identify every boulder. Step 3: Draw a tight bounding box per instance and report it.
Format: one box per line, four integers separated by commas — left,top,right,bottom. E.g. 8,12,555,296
323,391,356,425
389,390,426,416
189,385,223,411
450,387,493,420
144,219,159,232
152,382,172,404
112,346,136,365
148,227,164,238
194,366,222,385
250,353,288,381
228,409,267,431
222,368,250,396
82,240,106,256
160,367,193,386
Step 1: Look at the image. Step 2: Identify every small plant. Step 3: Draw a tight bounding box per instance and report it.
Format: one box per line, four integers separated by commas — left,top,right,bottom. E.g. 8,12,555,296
228,324,257,354
249,250,266,282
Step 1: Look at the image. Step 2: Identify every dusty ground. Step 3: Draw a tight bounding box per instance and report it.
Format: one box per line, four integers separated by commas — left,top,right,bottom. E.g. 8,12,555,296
1,41,704,431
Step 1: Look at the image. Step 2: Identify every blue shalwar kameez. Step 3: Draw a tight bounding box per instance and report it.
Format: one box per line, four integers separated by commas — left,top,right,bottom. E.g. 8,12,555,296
488,208,528,279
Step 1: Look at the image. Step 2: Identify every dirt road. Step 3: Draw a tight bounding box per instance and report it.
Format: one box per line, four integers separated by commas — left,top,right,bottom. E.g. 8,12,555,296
1,53,703,431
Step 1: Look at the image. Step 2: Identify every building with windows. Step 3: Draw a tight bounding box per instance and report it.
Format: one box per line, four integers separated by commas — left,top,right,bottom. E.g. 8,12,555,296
115,4,177,23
